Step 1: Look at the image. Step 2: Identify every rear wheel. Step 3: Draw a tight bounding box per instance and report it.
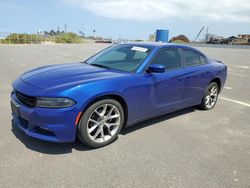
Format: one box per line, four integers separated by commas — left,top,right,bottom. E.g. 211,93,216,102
199,82,219,110
77,99,124,148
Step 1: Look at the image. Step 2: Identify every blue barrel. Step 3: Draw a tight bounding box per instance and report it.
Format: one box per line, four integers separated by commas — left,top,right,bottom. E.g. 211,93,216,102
155,29,169,42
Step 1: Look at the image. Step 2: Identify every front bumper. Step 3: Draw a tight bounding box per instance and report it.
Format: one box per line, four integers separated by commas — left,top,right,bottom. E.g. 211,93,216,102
11,92,78,143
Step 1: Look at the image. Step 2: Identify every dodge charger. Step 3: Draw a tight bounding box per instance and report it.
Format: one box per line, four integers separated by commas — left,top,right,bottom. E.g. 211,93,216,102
11,43,227,148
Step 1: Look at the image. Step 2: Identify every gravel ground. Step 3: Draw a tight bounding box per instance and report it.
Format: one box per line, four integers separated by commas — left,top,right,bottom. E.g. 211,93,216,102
0,44,249,188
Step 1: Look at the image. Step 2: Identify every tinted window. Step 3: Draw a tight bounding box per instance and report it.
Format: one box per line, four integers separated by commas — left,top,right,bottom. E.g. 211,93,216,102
133,50,148,60
99,48,148,62
150,49,182,70
99,51,127,61
86,45,152,72
183,49,201,66
200,55,206,64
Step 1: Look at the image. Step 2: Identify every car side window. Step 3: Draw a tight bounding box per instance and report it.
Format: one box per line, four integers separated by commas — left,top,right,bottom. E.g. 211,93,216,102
150,49,182,70
200,55,206,64
182,49,203,66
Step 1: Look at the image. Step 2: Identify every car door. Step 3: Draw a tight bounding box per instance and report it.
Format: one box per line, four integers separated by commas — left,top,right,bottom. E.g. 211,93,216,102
181,48,210,107
141,48,186,117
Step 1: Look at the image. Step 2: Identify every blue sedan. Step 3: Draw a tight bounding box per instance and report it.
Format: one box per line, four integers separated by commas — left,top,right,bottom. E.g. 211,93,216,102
11,43,227,148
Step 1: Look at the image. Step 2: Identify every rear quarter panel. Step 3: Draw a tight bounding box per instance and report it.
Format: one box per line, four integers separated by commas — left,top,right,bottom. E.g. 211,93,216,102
181,58,227,107
207,59,227,91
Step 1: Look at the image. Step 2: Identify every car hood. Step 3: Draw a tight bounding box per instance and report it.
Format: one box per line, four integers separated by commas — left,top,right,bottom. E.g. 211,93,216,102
21,63,128,89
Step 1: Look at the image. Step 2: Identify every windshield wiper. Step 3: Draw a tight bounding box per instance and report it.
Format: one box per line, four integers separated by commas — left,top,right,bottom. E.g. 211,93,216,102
90,63,110,69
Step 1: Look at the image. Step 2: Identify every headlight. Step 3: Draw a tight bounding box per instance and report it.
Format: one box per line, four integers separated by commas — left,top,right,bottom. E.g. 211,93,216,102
36,97,75,108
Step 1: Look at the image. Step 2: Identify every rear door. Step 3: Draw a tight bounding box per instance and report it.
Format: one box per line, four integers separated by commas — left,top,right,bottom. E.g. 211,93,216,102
181,48,210,107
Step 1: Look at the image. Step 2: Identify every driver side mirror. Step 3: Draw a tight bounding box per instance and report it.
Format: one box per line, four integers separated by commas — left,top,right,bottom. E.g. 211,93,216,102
147,64,166,73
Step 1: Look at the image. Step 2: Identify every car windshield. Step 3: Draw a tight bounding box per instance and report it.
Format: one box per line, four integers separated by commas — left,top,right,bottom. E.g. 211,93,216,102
85,44,152,72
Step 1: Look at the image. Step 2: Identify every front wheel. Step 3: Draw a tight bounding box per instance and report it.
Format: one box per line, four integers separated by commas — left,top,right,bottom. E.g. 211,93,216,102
199,82,219,110
77,99,124,148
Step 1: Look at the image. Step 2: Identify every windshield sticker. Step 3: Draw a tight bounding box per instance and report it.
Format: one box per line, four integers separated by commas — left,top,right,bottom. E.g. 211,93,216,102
131,46,148,53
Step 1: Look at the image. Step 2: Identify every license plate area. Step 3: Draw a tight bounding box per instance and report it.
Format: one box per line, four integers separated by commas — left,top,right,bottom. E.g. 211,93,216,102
11,100,20,117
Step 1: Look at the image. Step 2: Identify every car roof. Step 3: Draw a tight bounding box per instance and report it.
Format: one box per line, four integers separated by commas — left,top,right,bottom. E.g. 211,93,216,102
122,42,205,55
123,42,186,48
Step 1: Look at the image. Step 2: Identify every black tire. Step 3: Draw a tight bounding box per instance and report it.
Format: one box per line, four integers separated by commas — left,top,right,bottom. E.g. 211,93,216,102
199,82,219,110
77,99,124,148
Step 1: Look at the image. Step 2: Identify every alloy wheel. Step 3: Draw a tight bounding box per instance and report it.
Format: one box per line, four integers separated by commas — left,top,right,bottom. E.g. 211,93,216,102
205,84,218,109
87,104,121,143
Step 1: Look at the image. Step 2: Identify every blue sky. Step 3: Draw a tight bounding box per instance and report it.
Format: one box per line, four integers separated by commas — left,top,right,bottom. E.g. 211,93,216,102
0,0,250,40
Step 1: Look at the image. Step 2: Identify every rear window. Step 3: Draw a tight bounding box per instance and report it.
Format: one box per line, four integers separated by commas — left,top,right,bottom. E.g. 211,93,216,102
199,55,206,64
182,49,206,66
182,49,201,66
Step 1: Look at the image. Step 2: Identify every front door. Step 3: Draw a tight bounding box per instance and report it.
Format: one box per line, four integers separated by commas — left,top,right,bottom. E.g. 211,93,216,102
141,48,185,117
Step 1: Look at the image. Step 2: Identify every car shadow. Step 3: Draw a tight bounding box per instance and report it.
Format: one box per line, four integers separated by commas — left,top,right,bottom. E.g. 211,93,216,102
11,107,196,155
121,107,196,135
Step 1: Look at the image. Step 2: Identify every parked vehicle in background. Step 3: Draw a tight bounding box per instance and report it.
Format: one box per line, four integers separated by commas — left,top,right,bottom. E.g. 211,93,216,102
11,43,227,148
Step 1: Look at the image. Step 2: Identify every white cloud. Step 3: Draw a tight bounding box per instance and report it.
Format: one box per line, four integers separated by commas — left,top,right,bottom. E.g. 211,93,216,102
63,0,250,22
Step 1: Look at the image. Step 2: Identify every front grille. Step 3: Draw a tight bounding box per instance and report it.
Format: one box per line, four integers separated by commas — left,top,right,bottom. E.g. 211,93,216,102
16,91,36,107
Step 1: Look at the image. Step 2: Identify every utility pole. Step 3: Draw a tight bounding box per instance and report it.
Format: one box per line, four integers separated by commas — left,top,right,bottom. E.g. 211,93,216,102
64,24,67,33
80,24,84,37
